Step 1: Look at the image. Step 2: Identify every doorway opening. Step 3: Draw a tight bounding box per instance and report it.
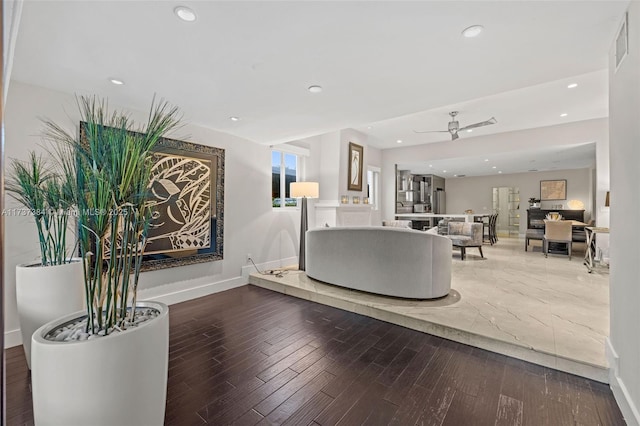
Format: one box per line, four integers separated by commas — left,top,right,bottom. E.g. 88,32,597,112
492,187,520,238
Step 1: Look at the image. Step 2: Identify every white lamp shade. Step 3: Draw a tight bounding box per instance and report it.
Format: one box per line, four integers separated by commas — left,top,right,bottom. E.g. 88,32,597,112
567,199,585,210
290,181,319,198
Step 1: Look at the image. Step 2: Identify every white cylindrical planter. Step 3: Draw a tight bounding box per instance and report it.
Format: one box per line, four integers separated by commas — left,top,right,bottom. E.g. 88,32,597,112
31,301,169,426
16,260,85,369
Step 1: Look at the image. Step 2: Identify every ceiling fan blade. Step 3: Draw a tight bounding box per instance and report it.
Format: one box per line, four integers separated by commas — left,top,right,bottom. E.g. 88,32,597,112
413,130,449,134
458,117,497,132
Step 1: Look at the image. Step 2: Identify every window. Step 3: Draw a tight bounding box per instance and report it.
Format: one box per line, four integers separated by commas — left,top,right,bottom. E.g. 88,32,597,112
272,150,299,208
367,166,380,210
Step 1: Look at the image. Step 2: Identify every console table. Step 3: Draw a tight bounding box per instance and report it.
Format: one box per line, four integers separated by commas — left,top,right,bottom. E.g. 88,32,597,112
527,209,585,229
527,209,585,238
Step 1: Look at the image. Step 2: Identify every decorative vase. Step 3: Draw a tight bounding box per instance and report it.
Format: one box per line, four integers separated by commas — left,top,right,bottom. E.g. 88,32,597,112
16,259,84,369
31,301,170,426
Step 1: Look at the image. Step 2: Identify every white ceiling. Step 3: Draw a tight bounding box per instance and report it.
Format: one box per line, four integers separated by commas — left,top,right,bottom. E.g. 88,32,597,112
11,1,628,170
398,142,596,178
360,70,608,148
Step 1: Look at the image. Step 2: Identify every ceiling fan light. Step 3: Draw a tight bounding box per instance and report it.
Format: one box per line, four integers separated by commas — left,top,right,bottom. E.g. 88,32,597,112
462,25,484,38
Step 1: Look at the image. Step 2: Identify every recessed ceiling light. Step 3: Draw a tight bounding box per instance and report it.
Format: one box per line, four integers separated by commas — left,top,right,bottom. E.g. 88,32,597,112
229,116,239,122
429,164,433,168
396,139,402,144
467,129,473,133
498,171,502,174
567,83,578,89
484,159,489,162
174,6,197,22
492,166,497,169
560,113,568,117
454,174,457,177
109,78,124,85
442,170,447,173
462,25,484,38
308,85,323,93
367,126,372,129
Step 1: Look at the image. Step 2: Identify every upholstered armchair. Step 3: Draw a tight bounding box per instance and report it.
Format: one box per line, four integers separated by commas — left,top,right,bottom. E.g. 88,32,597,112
544,220,573,260
447,222,484,260
382,220,412,228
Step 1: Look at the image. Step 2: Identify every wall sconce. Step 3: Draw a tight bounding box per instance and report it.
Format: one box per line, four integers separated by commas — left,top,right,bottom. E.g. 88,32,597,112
340,195,349,204
363,197,369,205
352,196,360,204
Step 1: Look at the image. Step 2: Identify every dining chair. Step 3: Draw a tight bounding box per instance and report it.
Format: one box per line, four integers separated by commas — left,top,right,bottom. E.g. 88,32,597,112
489,213,499,245
572,219,595,243
477,215,491,244
544,220,573,260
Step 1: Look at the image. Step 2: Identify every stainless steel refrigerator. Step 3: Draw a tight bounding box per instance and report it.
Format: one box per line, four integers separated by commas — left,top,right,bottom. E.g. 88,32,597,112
434,190,446,214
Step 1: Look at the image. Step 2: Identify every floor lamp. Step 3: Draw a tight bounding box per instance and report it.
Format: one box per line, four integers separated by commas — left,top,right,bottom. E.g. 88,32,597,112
290,181,319,271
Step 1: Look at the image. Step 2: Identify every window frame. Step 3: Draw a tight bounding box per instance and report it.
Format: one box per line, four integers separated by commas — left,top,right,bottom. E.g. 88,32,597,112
272,145,308,210
367,166,381,211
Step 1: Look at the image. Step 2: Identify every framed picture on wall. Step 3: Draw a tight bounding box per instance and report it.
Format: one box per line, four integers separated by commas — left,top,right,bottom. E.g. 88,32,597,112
540,179,567,201
80,123,225,272
348,142,364,191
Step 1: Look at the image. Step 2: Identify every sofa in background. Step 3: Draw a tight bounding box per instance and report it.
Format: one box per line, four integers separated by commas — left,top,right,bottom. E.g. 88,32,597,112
382,220,412,228
305,227,452,299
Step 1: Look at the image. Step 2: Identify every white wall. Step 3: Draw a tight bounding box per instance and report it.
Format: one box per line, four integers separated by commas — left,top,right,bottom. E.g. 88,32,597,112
445,168,592,235
380,118,608,222
4,81,300,345
297,128,382,226
339,129,382,224
607,3,640,425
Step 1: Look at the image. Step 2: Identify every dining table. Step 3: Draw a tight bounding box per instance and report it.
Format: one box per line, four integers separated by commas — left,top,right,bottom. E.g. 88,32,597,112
584,226,610,273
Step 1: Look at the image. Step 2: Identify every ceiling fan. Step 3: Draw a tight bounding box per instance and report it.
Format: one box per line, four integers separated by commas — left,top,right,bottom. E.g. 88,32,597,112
414,111,497,140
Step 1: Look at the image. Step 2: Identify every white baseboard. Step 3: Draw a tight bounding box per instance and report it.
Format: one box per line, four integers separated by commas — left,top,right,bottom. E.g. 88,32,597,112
137,275,246,306
5,257,298,349
4,275,248,349
241,256,297,279
607,337,640,426
4,329,23,349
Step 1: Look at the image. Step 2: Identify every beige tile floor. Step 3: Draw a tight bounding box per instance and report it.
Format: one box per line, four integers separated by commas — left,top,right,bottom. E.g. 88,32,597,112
249,236,610,382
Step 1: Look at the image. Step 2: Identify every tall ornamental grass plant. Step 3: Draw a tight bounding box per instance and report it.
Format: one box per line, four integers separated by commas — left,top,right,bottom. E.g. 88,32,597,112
44,96,181,335
7,152,76,266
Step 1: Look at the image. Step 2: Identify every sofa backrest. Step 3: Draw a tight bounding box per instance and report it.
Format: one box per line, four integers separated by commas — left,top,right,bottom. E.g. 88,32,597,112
305,226,452,299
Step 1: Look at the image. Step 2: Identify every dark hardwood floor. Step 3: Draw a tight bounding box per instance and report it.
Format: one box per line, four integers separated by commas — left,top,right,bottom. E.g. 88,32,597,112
6,285,625,425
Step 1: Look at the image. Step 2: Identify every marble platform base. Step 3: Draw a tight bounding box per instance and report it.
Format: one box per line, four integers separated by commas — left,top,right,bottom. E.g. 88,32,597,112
249,237,610,383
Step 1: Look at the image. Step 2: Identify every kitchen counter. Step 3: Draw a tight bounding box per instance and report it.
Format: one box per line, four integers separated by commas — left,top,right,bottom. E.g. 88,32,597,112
395,213,490,223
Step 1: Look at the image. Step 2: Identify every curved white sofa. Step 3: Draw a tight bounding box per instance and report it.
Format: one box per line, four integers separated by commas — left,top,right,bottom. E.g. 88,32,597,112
306,227,452,299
